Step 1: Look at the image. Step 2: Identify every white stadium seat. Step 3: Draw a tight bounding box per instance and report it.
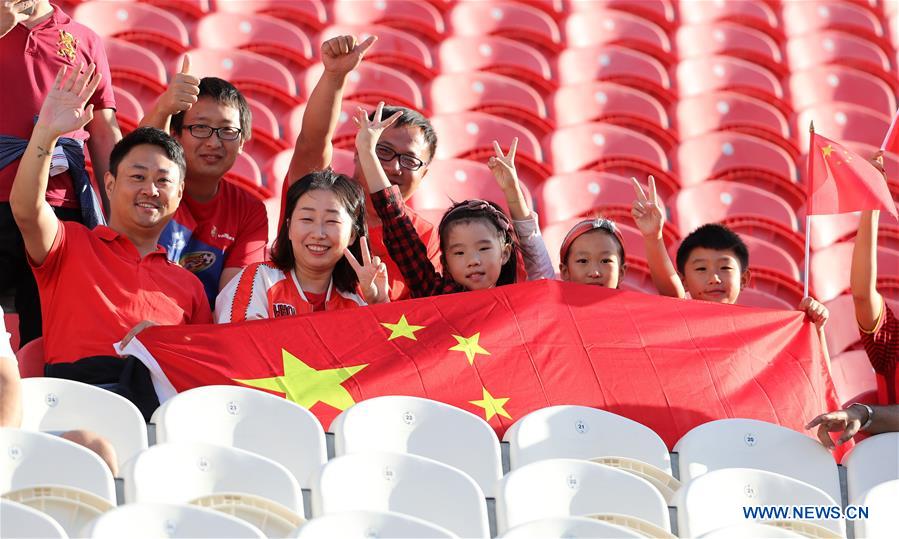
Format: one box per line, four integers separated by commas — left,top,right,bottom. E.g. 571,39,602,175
0,498,68,539
855,479,899,539
673,418,842,503
313,451,490,538
697,522,805,537
122,442,304,536
151,385,327,488
84,502,266,539
841,433,899,505
0,428,116,537
495,458,671,536
676,468,845,537
498,515,644,538
20,377,148,473
293,510,457,538
331,395,503,496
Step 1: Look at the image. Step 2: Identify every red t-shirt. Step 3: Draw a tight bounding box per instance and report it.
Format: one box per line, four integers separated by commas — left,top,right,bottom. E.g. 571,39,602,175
30,222,212,364
0,4,116,207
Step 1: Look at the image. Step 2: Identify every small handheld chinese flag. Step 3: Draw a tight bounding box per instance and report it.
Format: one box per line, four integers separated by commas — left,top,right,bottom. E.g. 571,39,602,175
883,108,899,155
807,129,898,219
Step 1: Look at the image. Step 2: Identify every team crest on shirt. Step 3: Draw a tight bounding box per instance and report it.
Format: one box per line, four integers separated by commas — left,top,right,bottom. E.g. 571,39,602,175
57,30,78,62
273,304,297,318
180,251,216,273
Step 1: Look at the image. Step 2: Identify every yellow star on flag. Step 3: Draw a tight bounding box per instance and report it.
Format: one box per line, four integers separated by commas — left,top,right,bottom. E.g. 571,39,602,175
449,332,490,365
381,315,425,341
821,144,834,158
234,349,367,411
469,387,511,421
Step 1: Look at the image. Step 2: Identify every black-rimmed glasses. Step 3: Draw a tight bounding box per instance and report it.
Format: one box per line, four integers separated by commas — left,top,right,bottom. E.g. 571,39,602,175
375,144,425,171
183,124,242,141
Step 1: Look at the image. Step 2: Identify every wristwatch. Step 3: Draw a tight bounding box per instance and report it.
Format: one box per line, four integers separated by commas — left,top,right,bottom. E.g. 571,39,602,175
850,402,875,430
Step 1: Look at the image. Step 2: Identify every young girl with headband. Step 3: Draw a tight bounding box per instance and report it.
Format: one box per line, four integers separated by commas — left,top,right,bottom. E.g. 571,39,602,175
558,217,628,288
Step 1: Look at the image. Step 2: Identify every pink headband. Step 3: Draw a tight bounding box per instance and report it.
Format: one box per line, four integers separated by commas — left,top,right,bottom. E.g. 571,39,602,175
559,218,624,263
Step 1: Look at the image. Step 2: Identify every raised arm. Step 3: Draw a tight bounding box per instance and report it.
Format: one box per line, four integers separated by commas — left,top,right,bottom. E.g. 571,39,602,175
11,64,101,266
139,56,199,132
0,0,32,38
806,404,899,448
287,35,376,185
852,207,884,330
631,176,685,298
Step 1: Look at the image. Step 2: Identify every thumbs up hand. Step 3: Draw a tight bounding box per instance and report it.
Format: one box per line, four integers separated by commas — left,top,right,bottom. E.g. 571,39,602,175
157,55,201,116
321,34,377,77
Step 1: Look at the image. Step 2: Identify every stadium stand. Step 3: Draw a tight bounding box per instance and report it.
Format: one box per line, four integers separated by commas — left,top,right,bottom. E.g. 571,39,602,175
841,431,899,505
0,498,68,539
85,502,267,539
294,510,456,538
498,516,644,539
854,479,899,539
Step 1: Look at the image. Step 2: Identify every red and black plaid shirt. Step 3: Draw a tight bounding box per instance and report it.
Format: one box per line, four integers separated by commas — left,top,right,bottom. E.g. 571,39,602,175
861,302,898,403
372,186,464,298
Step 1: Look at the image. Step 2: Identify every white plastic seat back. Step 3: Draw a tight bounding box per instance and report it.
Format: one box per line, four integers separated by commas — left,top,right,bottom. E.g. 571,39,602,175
697,522,805,537
503,405,672,473
0,498,68,539
841,432,899,504
85,502,266,538
855,479,899,539
0,428,116,536
313,451,489,538
674,419,841,502
20,377,148,472
152,385,327,488
495,458,670,535
293,510,457,538
677,467,845,537
332,395,502,496
123,441,304,534
498,515,644,538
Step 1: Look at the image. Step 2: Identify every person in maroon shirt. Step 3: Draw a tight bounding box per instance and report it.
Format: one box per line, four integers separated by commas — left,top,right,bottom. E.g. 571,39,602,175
1,0,121,345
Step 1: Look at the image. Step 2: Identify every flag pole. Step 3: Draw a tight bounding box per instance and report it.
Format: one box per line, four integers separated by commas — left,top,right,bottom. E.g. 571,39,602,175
804,121,814,299
882,108,898,151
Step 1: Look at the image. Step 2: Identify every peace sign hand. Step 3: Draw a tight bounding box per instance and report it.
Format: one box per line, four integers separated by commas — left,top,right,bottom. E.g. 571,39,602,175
487,138,520,193
344,236,389,304
353,101,402,154
631,175,665,240
38,63,102,139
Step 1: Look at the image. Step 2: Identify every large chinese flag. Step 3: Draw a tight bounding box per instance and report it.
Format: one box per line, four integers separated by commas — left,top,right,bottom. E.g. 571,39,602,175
808,131,898,219
122,281,839,447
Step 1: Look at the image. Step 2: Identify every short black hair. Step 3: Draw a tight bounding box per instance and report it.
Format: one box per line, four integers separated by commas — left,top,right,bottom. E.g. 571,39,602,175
170,77,252,141
109,127,186,181
368,105,437,163
676,223,750,274
270,170,367,295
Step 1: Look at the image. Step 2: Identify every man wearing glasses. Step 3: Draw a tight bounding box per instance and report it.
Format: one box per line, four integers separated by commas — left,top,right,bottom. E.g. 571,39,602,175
287,34,440,301
141,73,268,304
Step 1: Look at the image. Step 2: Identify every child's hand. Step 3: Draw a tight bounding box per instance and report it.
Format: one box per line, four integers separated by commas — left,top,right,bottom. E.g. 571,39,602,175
353,101,402,154
345,237,389,304
871,150,887,180
798,296,829,330
321,34,377,77
631,175,665,240
487,138,520,193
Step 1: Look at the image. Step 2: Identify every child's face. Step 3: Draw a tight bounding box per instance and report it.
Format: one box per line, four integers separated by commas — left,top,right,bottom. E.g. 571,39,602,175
560,230,625,288
680,247,748,304
289,190,356,275
443,220,511,290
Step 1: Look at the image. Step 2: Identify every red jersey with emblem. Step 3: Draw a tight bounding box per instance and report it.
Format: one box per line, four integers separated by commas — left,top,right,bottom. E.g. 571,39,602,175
160,180,268,305
214,262,366,323
0,4,116,206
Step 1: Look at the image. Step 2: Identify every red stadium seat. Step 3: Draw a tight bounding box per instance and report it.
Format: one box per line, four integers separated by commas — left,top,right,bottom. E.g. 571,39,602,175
263,149,292,200
676,56,788,113
242,97,288,181
180,48,298,122
746,269,806,308
318,25,436,83
676,132,804,210
286,99,367,151
808,212,899,252
408,158,532,217
437,35,555,95
4,312,19,353
565,9,673,64
73,1,189,70
196,12,314,81
675,92,793,153
786,31,894,87
673,181,799,240
824,294,863,356
215,0,327,33
736,288,795,310
534,171,679,247
678,0,782,40
224,152,270,201
558,45,674,105
552,82,674,151
569,0,676,30
830,350,878,406
15,337,43,378
796,103,892,152
447,1,562,54
744,235,802,281
429,72,552,138
111,86,144,135
303,62,424,113
430,112,548,191
103,37,167,108
332,0,446,44
676,23,785,76
812,242,899,302
782,1,886,45
788,66,897,118
619,260,658,294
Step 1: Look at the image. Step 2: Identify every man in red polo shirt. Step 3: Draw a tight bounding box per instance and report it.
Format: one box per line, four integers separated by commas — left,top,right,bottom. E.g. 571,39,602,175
287,34,440,301
1,0,122,346
10,65,210,417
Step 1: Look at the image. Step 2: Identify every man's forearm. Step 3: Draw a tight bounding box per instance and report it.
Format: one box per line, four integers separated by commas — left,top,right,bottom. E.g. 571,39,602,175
288,71,347,183
868,405,899,434
138,101,173,131
10,125,57,219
